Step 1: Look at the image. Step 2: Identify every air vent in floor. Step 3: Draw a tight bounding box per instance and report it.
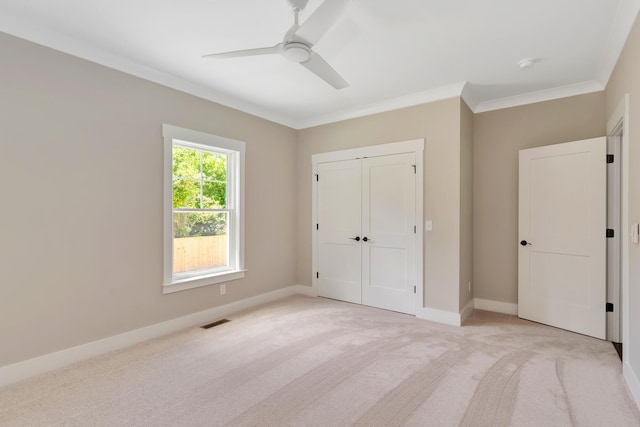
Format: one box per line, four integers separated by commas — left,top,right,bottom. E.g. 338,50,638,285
201,319,231,329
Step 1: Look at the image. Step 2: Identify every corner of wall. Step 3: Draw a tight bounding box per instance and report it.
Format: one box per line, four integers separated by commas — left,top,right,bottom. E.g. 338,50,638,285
474,298,518,315
459,298,475,325
459,97,475,312
416,306,464,327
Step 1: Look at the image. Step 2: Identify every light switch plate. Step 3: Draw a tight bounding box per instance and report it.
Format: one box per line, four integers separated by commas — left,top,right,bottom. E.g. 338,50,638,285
426,220,433,231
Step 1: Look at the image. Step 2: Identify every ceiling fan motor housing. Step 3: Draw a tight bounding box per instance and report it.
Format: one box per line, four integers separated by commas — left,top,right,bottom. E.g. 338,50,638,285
282,42,311,63
287,0,310,12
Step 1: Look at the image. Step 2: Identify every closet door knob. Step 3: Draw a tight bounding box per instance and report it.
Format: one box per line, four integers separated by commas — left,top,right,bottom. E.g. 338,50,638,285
350,236,361,242
362,237,369,242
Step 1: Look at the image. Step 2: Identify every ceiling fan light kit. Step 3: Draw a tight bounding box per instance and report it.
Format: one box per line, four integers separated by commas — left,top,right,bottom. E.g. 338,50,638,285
203,0,350,89
282,42,312,63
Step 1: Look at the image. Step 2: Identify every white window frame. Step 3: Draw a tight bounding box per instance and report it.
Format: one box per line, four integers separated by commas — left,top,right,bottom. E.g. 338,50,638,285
162,124,245,294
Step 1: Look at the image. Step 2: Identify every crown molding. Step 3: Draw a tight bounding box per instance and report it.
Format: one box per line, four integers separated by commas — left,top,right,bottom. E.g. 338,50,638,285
293,82,467,129
460,82,479,112
473,80,605,114
1,1,633,128
0,13,299,129
0,10,464,130
595,0,640,86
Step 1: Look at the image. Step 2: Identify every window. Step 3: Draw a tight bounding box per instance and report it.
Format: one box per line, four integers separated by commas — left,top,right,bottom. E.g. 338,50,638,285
163,124,245,293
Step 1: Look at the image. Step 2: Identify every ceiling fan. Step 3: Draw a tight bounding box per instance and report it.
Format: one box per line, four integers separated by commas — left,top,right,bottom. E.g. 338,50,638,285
202,0,350,89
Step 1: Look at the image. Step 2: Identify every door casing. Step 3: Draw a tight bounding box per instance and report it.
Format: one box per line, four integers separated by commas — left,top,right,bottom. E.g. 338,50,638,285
312,139,424,313
606,94,630,349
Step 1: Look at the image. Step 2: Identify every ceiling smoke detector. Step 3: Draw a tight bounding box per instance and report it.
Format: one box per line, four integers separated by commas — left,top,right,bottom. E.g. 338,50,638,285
518,58,536,69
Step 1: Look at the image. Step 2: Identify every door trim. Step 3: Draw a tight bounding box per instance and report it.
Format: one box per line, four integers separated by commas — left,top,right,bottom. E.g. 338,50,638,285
607,95,630,351
311,139,424,313
607,134,621,342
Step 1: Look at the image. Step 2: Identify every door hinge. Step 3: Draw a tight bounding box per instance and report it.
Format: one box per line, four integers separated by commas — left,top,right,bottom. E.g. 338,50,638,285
607,154,614,164
316,223,319,230
411,164,416,174
606,229,615,238
606,302,614,312
316,272,319,279
414,286,416,294
414,225,416,234
315,174,319,181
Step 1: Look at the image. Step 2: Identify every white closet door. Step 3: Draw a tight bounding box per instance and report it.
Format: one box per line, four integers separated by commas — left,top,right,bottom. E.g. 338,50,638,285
317,159,362,304
361,153,416,314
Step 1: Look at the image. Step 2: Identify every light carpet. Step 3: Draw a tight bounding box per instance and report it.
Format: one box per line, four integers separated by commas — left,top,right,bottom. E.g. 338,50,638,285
1,295,639,426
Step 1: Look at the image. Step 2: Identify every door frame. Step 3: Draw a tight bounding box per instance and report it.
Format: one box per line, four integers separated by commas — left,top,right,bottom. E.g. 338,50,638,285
606,94,630,350
311,139,425,313
607,130,622,343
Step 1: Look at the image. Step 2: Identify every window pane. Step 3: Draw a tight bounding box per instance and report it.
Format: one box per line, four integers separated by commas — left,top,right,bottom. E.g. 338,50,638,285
173,212,228,274
202,182,227,208
172,178,201,209
202,152,226,181
173,146,201,179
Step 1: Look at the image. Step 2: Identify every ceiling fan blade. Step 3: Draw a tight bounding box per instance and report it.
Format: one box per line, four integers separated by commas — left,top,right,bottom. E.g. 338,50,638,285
294,0,350,45
301,52,348,89
202,45,281,59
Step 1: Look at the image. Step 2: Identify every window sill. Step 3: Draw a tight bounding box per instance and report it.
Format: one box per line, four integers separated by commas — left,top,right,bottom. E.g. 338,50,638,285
162,270,246,294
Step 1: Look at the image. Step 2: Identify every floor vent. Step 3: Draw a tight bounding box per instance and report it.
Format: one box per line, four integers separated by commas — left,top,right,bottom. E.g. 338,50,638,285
201,319,231,329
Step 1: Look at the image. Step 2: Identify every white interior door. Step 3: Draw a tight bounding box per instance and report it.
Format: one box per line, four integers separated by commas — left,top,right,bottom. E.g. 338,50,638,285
518,137,606,339
362,153,416,314
317,160,362,304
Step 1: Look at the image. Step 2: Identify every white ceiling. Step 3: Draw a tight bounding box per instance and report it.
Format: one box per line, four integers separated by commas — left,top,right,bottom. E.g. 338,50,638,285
0,0,638,129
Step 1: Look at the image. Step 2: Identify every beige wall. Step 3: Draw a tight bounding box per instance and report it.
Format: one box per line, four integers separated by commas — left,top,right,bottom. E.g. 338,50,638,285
0,33,297,367
472,92,606,305
296,98,465,313
459,101,474,309
605,12,640,395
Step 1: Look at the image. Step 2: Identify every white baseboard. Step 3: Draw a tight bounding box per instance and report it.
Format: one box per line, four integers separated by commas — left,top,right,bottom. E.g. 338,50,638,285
416,298,515,327
416,306,462,326
474,298,518,315
0,288,522,389
295,284,318,297
0,285,299,388
624,362,640,409
459,299,475,325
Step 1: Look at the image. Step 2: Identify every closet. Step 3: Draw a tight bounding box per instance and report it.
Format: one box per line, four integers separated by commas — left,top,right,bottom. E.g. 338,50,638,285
312,140,423,315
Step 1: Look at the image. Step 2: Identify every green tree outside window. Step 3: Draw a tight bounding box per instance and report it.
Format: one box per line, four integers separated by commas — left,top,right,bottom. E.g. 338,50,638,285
172,146,228,238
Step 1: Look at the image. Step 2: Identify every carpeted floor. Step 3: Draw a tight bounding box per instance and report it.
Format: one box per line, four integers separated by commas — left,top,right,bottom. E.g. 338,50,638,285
1,295,639,426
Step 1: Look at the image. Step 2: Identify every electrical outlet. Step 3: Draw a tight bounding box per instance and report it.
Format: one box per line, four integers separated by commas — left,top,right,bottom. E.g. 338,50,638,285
220,284,226,295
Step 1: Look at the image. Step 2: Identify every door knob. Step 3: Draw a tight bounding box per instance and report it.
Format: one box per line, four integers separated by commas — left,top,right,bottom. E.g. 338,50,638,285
350,236,361,242
362,237,369,242
520,240,532,246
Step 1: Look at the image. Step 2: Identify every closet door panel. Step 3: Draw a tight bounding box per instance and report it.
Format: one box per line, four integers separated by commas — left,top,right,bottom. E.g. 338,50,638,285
362,153,416,314
317,160,362,304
